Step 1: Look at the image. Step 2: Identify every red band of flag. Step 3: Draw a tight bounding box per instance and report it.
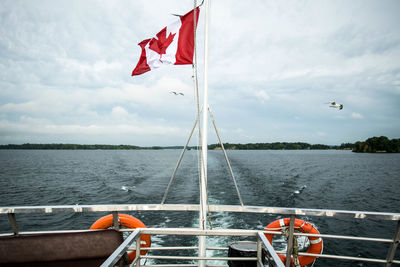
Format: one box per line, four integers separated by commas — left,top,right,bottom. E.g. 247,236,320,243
132,7,200,76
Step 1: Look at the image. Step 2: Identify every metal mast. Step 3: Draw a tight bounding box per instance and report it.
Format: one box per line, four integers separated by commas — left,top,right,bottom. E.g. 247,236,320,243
199,0,209,266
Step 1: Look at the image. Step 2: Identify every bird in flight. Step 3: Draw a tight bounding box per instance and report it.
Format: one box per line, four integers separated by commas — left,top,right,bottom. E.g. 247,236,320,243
170,91,184,96
326,101,343,110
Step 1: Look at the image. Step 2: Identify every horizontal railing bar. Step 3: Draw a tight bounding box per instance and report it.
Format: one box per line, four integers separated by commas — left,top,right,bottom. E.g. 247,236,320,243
135,228,396,243
139,265,198,267
0,229,96,237
135,250,400,266
140,265,228,267
2,226,397,265
0,204,199,214
273,251,400,264
141,252,396,265
135,265,229,267
129,246,199,251
206,247,229,251
1,228,393,245
1,228,258,237
141,255,257,261
140,228,258,236
128,246,228,252
1,204,399,220
297,252,388,263
129,248,230,254
145,266,229,267
288,232,393,243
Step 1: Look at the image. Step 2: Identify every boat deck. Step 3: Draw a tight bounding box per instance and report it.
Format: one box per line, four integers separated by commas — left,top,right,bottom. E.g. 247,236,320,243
1,204,399,266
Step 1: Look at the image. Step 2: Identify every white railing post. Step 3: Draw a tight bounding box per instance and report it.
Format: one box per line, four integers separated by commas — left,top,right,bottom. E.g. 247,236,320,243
136,236,141,267
385,220,400,267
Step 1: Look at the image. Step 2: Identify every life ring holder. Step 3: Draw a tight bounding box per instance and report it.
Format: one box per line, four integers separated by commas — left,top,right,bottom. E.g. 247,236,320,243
90,213,151,263
264,218,323,266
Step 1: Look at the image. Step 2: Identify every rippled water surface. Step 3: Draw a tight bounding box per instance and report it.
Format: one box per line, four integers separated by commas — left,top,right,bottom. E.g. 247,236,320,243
1,149,399,266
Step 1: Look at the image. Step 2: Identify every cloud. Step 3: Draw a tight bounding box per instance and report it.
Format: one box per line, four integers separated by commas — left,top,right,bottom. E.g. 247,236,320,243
0,116,186,145
254,90,270,103
111,106,128,116
1,1,400,145
233,128,244,134
351,112,364,119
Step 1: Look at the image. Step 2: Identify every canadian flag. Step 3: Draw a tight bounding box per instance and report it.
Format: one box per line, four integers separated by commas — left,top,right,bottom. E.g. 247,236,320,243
132,7,200,76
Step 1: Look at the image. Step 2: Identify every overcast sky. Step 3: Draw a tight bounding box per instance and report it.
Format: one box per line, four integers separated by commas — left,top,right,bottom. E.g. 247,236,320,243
1,0,399,146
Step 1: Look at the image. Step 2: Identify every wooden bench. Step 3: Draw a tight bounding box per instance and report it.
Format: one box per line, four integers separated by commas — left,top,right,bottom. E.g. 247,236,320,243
0,230,128,266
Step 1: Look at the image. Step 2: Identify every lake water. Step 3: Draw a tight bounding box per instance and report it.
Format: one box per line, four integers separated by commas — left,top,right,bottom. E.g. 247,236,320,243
0,149,399,266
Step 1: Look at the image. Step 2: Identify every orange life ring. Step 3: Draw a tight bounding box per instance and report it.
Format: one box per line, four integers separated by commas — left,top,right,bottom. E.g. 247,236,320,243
90,213,151,263
264,218,323,266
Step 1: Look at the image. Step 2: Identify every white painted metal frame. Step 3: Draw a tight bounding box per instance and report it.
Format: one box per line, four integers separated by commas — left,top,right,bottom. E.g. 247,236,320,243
199,1,210,266
2,204,400,220
2,204,400,266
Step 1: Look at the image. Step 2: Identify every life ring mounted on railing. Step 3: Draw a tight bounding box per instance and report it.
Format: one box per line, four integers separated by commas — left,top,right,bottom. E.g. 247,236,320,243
90,213,151,263
264,218,323,266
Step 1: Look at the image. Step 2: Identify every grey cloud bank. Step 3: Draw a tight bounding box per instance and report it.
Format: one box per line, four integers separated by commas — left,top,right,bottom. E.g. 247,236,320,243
0,0,399,146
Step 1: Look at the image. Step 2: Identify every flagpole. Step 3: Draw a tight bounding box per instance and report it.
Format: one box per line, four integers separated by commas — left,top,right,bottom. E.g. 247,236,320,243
199,0,209,266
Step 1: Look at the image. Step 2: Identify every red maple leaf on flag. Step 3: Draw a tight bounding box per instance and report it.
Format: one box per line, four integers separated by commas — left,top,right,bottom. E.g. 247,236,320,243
149,27,176,55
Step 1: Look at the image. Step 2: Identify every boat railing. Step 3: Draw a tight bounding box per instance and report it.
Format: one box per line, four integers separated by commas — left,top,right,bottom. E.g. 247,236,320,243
1,204,399,266
101,228,285,267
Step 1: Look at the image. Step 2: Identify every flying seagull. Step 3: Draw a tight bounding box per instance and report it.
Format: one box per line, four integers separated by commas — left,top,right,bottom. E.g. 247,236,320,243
170,91,184,96
326,101,343,110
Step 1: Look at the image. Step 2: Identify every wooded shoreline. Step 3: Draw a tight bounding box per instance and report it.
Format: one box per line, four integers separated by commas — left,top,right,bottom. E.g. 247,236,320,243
1,136,398,152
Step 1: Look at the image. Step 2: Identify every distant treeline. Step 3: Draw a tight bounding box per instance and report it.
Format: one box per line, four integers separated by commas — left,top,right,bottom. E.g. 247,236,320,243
208,136,399,153
208,142,353,150
353,136,400,153
1,142,351,150
1,136,398,152
0,143,162,150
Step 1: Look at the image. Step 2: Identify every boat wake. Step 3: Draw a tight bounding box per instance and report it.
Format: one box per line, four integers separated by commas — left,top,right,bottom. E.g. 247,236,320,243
121,185,135,192
289,185,307,198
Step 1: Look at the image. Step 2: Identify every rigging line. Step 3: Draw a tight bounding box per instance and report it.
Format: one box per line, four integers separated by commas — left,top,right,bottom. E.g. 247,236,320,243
193,0,201,161
198,137,213,229
160,111,202,205
196,114,213,229
193,0,202,214
208,107,245,206
198,134,213,229
191,0,201,172
162,1,202,206
198,123,211,230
